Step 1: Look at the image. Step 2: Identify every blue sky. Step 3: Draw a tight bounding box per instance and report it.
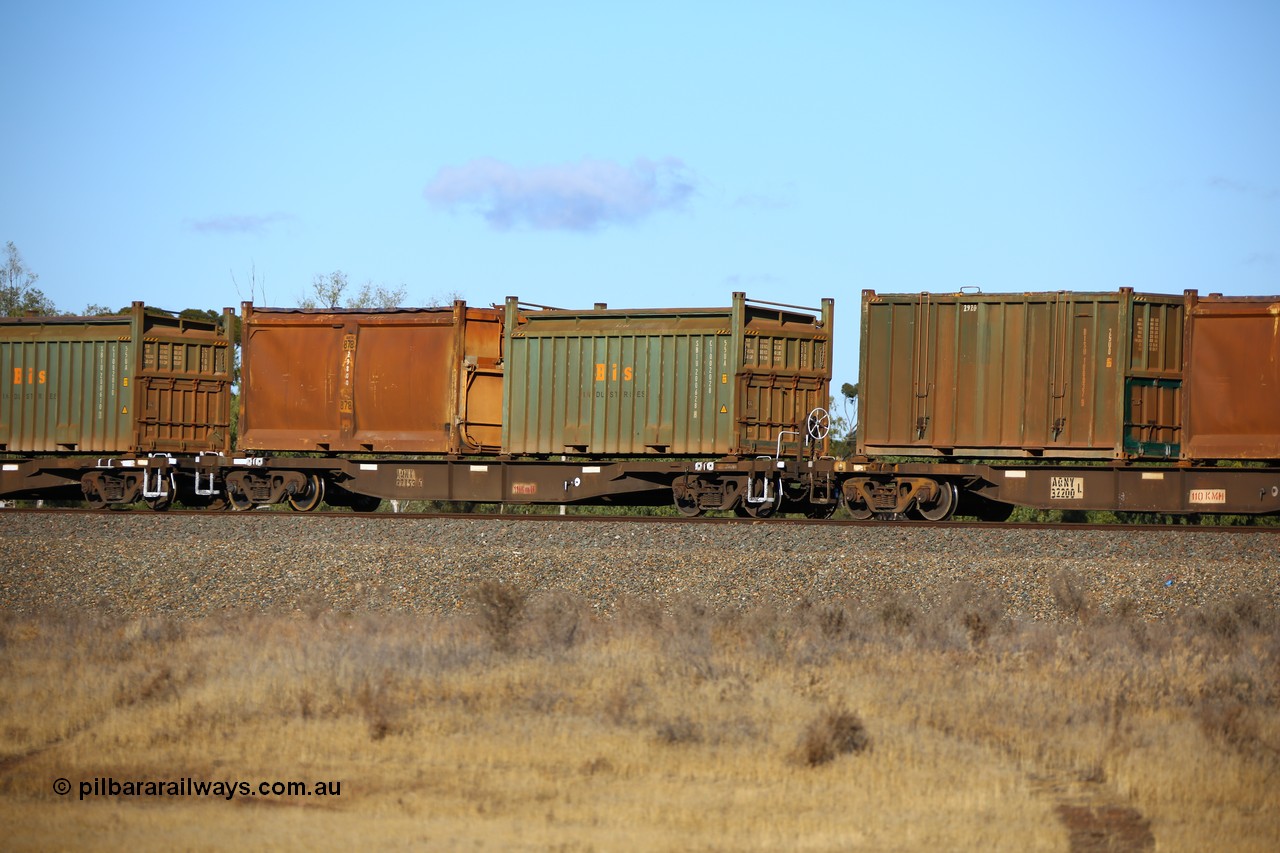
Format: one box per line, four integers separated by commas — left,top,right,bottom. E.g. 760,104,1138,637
2,1,1277,386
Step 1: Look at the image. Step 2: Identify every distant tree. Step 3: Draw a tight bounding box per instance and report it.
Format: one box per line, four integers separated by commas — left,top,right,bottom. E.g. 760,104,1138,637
840,382,858,434
1,242,56,316
828,382,859,456
302,270,349,309
82,304,116,316
346,281,407,309
427,290,465,308
300,270,406,309
178,308,220,323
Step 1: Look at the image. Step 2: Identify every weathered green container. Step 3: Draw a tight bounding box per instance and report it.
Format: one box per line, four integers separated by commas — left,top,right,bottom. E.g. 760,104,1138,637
857,288,1186,459
0,303,232,454
502,293,833,456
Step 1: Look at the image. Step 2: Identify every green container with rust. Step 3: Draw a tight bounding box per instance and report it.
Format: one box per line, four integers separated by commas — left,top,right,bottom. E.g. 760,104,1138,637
0,303,232,454
502,293,833,457
857,288,1187,460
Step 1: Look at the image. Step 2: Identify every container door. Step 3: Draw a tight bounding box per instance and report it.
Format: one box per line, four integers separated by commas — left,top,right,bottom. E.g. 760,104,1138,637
911,295,935,445
1182,295,1278,460
1123,298,1183,458
135,336,231,452
350,320,453,452
455,307,505,453
734,299,831,456
1064,299,1121,450
857,294,937,453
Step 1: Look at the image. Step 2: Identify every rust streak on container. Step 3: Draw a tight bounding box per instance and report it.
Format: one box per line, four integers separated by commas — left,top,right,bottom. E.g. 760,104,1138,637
1182,293,1280,460
238,302,504,454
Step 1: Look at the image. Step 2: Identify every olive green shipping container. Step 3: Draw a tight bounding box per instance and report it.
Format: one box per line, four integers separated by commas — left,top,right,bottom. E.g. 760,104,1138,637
502,293,834,456
0,303,233,454
857,289,1187,459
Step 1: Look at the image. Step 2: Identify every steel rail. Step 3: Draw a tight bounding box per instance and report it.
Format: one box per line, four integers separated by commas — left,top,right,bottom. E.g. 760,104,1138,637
3,506,1278,534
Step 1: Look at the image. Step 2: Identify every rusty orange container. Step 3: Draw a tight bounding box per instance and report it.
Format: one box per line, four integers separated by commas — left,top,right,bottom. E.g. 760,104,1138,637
237,302,504,454
0,303,232,453
1182,293,1280,460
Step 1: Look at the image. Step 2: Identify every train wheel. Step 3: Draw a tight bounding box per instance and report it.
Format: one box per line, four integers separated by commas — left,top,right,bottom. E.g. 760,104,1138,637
916,481,958,522
288,474,326,512
741,501,777,519
81,473,110,510
674,495,703,517
804,501,838,520
846,496,873,520
227,484,255,511
672,475,705,517
741,501,779,518
188,494,229,511
144,472,175,511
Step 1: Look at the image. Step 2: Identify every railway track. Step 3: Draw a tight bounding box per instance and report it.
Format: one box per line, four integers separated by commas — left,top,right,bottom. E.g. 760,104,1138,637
3,505,1279,534
4,506,1277,622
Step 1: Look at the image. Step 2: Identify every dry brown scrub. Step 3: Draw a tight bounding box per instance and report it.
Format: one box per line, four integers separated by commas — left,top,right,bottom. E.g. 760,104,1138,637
1,577,1277,851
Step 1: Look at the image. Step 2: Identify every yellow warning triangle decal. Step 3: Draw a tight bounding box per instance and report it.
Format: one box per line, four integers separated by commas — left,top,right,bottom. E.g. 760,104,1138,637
122,407,128,414
720,405,727,413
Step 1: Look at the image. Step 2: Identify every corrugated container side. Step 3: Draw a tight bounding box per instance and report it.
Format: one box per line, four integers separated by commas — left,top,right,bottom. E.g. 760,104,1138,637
858,289,1184,459
502,294,832,457
1183,293,1280,460
238,302,503,454
0,303,232,453
1,332,131,451
502,303,734,455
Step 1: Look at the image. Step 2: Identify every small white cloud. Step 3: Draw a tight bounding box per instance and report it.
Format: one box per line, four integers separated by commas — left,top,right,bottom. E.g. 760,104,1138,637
424,157,695,231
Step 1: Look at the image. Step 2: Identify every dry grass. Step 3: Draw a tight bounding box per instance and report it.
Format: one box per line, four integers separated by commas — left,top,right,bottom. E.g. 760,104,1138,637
0,585,1277,851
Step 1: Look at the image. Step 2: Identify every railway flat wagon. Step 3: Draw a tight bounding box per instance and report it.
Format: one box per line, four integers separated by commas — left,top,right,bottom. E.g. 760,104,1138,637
238,302,505,454
501,293,834,457
1182,292,1280,461
0,302,232,454
857,288,1187,460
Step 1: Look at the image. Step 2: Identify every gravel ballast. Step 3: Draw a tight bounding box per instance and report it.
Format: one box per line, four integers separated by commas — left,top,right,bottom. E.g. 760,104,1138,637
1,513,1276,620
